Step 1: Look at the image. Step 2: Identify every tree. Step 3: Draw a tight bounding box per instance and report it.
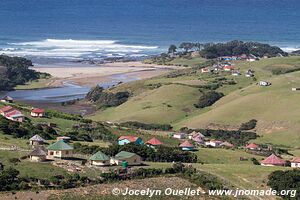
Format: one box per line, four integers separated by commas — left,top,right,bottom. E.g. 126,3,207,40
168,44,177,54
179,42,194,53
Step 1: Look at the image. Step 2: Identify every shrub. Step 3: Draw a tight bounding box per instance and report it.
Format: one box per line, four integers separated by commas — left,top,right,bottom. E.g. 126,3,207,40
239,119,257,130
194,91,224,108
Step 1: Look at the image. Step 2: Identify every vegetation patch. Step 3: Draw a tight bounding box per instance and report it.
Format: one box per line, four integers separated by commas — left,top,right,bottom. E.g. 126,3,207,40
194,90,224,109
119,121,172,131
86,85,130,108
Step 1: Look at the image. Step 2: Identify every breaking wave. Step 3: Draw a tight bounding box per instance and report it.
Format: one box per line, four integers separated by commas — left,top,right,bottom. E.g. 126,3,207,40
0,39,159,60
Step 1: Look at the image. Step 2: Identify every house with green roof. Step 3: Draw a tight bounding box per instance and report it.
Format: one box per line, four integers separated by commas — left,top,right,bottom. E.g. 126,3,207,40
90,151,110,166
111,151,142,166
47,140,73,159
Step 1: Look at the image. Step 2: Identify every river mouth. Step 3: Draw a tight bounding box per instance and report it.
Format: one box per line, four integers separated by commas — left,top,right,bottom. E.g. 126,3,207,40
1,73,139,103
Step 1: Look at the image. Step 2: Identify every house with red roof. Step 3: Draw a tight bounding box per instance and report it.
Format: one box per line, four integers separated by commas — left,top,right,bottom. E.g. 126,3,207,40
291,157,300,168
145,137,163,148
223,65,235,71
5,110,24,122
260,154,286,166
201,67,210,73
246,143,259,150
179,140,194,151
0,106,14,116
118,136,144,145
31,108,45,117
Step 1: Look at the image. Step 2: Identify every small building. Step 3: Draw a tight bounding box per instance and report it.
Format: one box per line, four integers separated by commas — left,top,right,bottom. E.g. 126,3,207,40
232,70,241,76
47,140,73,159
246,143,259,150
291,157,300,168
205,140,223,147
56,136,72,142
173,132,186,139
90,151,110,166
145,137,163,148
259,81,271,86
220,141,234,148
179,140,195,151
31,108,45,117
0,106,14,116
118,136,144,145
223,65,235,71
188,131,205,140
192,135,204,144
29,146,47,162
5,110,24,122
111,151,142,166
0,96,14,103
201,67,210,73
29,134,45,146
260,154,286,166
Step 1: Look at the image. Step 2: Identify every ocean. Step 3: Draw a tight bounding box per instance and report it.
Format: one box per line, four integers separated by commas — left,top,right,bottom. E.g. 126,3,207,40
0,0,299,63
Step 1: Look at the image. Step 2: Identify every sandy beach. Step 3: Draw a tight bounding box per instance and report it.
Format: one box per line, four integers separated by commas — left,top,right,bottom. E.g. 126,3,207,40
32,61,180,87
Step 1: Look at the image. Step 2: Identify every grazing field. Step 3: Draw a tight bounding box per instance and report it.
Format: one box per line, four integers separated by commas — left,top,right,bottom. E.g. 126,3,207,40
88,56,300,149
194,148,265,164
90,84,201,124
0,150,67,179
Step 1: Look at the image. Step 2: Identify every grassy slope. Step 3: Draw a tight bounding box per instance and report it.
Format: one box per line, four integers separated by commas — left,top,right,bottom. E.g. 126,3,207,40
0,150,67,179
89,56,300,148
177,57,300,148
89,84,201,124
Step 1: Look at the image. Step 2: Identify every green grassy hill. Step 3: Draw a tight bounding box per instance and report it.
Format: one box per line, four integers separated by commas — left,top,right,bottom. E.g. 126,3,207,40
88,56,300,148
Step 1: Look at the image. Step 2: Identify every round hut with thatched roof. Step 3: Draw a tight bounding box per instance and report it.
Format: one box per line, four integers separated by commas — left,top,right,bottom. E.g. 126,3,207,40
29,134,45,146
29,146,47,162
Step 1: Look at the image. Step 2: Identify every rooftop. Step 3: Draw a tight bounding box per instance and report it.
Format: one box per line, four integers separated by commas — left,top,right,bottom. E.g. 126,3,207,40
90,151,110,161
47,140,73,151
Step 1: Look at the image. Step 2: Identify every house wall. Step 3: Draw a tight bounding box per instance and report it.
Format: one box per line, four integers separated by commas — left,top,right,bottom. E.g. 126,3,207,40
91,160,110,166
111,155,142,166
118,139,131,145
30,155,46,162
182,147,194,151
31,112,44,117
47,150,73,158
291,163,300,168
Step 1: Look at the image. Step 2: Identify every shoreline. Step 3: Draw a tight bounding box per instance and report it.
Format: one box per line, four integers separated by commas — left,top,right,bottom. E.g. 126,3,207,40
31,61,180,88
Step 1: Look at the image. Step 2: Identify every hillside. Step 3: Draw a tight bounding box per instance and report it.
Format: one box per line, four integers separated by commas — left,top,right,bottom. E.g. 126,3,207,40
88,56,300,148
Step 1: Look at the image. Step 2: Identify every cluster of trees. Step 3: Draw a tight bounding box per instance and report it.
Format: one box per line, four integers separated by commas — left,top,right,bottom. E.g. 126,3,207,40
0,116,56,139
199,129,257,146
0,55,47,91
65,122,116,142
166,40,287,59
119,121,172,131
0,167,27,191
239,119,257,130
180,127,257,146
86,85,130,108
46,109,92,123
100,162,226,191
200,40,287,59
73,143,198,163
194,90,224,109
268,170,299,199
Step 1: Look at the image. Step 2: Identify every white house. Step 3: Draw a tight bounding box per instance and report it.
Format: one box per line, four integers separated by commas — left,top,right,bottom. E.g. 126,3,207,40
173,132,186,139
291,157,300,168
205,140,223,147
259,81,271,86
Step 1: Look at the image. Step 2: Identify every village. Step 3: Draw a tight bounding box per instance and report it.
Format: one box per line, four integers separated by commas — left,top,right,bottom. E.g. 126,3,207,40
1,97,299,174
